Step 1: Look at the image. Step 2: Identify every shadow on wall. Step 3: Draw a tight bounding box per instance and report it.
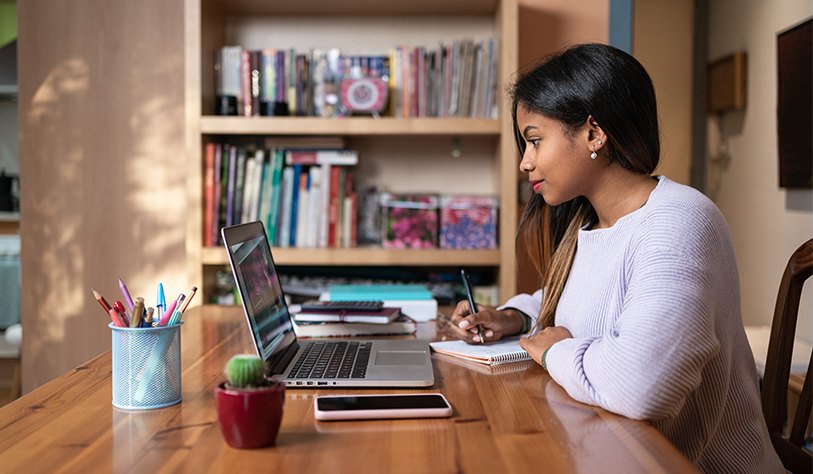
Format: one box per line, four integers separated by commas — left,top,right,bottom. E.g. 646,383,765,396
20,1,186,393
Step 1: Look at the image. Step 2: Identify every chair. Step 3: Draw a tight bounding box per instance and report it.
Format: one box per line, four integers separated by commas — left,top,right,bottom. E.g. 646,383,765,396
761,239,813,474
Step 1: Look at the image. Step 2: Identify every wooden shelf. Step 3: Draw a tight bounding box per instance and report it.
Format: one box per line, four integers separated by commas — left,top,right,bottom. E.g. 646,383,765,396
207,0,500,15
186,0,519,304
201,246,501,266
200,117,501,136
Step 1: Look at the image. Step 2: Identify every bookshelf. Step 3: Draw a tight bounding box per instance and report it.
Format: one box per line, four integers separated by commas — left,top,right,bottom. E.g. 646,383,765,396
185,0,519,304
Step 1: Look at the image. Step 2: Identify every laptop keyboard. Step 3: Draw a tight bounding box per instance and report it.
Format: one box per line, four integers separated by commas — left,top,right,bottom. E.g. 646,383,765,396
289,341,371,379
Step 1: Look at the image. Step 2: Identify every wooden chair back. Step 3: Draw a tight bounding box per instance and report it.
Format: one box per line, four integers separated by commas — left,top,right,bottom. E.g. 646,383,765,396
761,238,813,474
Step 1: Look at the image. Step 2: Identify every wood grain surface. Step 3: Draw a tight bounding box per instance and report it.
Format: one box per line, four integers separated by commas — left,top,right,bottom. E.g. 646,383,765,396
0,305,699,473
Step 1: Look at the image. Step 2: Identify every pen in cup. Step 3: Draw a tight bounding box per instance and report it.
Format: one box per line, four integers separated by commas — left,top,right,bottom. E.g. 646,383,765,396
156,283,166,320
118,278,135,313
461,269,485,344
130,297,145,328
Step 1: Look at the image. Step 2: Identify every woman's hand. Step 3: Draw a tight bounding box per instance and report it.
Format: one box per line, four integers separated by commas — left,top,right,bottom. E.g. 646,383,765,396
447,300,525,344
519,326,573,368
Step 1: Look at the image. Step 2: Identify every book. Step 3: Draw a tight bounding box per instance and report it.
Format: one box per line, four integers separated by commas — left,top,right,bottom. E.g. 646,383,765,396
211,143,222,245
320,289,438,322
278,166,295,248
285,149,359,166
294,306,401,324
292,315,417,338
328,283,432,301
203,142,216,247
429,337,532,366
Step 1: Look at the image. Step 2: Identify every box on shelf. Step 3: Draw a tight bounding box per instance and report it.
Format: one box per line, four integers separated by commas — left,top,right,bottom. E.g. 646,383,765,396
439,195,499,249
379,193,438,249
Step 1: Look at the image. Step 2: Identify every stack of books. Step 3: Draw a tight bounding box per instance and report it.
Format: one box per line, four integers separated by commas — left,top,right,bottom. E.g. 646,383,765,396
320,284,438,322
291,306,417,338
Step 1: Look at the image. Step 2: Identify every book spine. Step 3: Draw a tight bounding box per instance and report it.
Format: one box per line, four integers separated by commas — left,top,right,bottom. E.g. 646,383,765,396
250,50,261,116
289,164,302,246
328,166,340,247
203,143,215,247
240,153,256,224
285,149,359,166
306,166,321,248
318,163,331,248
257,159,271,236
233,148,247,224
240,49,251,116
335,167,346,247
295,171,310,247
212,144,222,245
267,149,284,245
225,146,237,227
279,166,294,248
342,172,354,248
248,149,265,222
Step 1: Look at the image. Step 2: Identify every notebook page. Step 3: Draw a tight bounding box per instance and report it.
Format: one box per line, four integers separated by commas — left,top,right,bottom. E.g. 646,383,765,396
429,337,531,365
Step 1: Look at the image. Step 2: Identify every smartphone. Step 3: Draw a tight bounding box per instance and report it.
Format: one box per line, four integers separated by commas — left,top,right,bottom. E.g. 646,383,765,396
313,393,453,421
300,300,384,312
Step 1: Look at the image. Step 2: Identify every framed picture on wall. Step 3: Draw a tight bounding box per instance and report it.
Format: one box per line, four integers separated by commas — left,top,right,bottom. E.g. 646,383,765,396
776,18,812,189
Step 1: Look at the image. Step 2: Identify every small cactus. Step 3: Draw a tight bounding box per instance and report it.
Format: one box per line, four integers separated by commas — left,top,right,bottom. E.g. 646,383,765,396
226,354,265,389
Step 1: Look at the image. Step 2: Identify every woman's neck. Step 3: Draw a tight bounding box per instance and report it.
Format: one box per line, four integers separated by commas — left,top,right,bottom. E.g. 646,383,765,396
587,167,658,230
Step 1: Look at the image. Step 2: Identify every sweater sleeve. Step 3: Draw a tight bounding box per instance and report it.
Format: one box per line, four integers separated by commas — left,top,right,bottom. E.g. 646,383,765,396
546,231,722,421
497,289,544,334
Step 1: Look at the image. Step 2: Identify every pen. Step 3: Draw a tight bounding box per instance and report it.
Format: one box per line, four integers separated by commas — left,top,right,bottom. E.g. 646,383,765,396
461,269,485,344
130,297,145,328
91,288,112,314
119,278,135,313
179,287,197,313
113,301,130,327
144,307,154,327
156,283,166,319
157,300,178,327
108,308,126,327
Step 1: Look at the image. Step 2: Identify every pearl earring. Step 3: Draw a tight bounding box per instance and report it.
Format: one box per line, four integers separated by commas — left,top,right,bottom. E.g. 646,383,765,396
590,150,597,159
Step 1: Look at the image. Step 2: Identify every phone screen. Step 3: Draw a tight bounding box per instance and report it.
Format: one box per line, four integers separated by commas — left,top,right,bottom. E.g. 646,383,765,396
316,394,449,411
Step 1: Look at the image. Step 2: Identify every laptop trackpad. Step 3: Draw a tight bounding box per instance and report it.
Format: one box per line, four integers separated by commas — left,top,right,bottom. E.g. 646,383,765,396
375,351,427,366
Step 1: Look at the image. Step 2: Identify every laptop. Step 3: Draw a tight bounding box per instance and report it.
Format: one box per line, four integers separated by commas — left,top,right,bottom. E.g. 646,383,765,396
221,221,435,388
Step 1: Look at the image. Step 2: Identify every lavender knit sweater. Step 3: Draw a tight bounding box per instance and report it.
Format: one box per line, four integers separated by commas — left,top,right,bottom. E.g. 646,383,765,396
500,177,783,473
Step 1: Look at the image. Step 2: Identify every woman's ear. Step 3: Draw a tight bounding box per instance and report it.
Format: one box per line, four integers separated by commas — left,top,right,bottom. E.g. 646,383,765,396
584,115,606,151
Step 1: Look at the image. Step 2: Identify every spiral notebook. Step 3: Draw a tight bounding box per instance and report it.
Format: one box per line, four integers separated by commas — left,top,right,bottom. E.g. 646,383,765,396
429,337,532,366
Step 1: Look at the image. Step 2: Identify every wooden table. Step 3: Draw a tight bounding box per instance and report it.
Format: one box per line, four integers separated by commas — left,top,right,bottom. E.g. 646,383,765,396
0,306,698,473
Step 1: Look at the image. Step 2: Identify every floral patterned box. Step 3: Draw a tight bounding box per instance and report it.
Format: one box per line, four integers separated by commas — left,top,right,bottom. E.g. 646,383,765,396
439,195,499,249
379,193,438,249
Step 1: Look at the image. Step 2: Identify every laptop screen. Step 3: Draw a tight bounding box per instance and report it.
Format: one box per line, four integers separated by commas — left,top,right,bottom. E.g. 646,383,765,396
223,223,296,363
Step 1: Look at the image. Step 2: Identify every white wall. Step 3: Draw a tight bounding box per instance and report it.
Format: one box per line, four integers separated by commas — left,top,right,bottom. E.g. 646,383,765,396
708,0,812,343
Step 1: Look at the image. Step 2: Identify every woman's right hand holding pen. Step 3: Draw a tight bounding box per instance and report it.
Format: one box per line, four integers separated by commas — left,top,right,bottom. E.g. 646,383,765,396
448,301,526,344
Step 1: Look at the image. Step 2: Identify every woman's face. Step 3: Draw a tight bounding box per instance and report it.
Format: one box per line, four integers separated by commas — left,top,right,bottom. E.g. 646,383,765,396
517,106,595,207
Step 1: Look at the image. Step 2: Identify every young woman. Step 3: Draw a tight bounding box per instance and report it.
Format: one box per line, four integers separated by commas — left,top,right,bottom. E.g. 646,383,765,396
448,44,783,472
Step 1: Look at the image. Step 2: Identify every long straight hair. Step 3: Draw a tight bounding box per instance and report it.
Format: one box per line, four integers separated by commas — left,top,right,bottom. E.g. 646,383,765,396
510,43,661,331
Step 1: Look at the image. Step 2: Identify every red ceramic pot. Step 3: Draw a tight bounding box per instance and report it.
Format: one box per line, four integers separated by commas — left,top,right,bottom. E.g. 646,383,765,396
214,380,285,449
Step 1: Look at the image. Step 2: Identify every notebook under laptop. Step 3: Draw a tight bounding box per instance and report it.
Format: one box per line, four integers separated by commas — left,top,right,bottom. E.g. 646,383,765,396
221,221,435,388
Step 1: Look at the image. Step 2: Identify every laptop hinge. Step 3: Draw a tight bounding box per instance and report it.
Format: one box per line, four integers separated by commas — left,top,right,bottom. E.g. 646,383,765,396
269,341,299,376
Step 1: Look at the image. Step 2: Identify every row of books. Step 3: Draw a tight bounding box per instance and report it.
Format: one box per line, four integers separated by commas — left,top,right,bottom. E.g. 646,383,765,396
214,37,499,119
203,143,358,248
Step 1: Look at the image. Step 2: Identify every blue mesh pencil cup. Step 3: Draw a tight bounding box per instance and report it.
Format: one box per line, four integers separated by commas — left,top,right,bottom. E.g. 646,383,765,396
110,322,183,409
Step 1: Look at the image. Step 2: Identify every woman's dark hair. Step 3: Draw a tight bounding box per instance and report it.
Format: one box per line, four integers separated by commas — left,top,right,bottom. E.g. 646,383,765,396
510,43,660,331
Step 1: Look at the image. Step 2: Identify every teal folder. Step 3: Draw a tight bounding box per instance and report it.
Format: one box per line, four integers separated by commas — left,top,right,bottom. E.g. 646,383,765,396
328,284,433,301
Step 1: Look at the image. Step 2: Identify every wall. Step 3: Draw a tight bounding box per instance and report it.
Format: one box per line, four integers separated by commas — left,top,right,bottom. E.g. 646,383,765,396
707,0,813,342
632,0,694,185
518,0,608,69
17,0,186,393
514,0,608,295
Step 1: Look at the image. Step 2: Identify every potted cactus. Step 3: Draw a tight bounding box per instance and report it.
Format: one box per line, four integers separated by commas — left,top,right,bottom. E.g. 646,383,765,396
214,354,285,449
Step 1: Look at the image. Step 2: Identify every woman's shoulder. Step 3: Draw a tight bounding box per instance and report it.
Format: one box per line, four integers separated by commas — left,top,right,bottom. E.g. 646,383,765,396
636,176,733,252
